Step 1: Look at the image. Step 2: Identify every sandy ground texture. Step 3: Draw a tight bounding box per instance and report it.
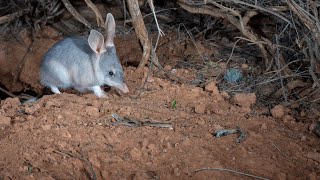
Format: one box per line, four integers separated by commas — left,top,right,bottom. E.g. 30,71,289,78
0,67,319,179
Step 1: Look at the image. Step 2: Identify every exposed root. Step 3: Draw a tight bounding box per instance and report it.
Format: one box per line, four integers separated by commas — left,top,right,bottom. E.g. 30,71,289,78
83,0,104,27
61,0,92,29
125,0,151,71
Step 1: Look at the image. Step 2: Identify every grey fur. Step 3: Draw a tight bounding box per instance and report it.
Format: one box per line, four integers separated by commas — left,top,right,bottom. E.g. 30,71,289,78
40,13,128,97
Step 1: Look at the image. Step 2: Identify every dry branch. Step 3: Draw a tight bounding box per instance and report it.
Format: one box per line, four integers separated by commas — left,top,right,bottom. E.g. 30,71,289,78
178,0,291,74
83,0,104,27
126,0,152,70
0,11,25,25
287,0,320,44
61,0,92,28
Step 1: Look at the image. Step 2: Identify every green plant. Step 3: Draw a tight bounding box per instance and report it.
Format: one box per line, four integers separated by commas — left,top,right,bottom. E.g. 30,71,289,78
224,68,242,84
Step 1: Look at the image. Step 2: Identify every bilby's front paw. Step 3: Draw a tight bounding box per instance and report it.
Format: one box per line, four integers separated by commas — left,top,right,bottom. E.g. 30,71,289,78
90,86,107,98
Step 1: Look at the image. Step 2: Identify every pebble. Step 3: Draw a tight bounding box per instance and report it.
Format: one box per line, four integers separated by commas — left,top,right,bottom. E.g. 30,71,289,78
129,147,142,160
85,106,100,117
41,124,51,131
0,97,21,109
260,123,267,130
205,81,219,94
306,152,320,163
0,115,11,125
91,100,102,108
194,104,206,114
271,105,286,118
233,93,256,108
24,104,41,114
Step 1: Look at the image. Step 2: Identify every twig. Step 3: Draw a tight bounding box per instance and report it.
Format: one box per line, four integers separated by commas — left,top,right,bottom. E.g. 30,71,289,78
0,87,16,98
134,45,156,98
126,0,151,70
228,0,292,25
13,30,35,85
111,113,173,129
194,167,270,180
147,0,165,37
53,150,97,180
178,23,207,63
275,34,288,104
0,11,25,25
83,0,104,27
61,0,92,28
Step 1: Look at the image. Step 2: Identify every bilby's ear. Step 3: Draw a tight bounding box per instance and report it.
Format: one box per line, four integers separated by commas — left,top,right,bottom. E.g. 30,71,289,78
88,30,106,54
105,13,115,47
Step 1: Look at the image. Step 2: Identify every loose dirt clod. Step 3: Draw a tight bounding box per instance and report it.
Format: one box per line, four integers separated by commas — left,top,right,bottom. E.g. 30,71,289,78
0,1,320,178
0,69,318,179
0,115,11,125
271,105,287,119
233,93,257,108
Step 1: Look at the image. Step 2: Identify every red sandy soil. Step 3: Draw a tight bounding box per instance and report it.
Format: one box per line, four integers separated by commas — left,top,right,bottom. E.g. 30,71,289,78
0,67,319,179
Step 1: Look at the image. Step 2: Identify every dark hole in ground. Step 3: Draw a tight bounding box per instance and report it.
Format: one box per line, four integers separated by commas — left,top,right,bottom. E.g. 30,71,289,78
0,83,40,101
0,84,11,100
124,61,140,67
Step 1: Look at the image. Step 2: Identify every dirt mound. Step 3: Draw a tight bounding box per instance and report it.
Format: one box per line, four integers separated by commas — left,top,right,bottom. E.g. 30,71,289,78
0,68,319,179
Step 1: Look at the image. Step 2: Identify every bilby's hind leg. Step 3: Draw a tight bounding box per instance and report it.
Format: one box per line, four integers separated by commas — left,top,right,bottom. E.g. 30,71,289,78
50,86,61,94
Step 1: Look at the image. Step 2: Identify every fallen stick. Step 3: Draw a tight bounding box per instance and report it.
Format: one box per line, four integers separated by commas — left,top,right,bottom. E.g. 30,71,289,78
61,0,92,28
111,113,173,129
83,0,104,27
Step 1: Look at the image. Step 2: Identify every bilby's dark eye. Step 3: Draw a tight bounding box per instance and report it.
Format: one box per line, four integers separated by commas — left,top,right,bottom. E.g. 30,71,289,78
109,71,114,76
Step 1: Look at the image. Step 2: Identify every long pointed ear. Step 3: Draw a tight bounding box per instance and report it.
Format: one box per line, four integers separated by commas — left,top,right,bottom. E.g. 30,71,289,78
105,13,115,47
88,30,106,54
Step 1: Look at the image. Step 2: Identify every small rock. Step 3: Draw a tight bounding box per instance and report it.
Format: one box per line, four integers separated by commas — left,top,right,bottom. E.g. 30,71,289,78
190,87,202,97
205,82,224,100
173,167,180,176
218,62,227,70
221,37,230,44
24,104,41,114
196,118,206,125
306,152,320,163
273,172,287,180
0,115,11,125
61,131,72,138
239,107,251,113
41,124,51,131
241,64,249,69
194,104,206,114
213,124,223,131
164,64,172,71
129,147,142,160
85,106,100,117
57,141,67,148
41,27,60,38
205,81,219,94
233,93,256,108
282,115,295,123
89,154,101,168
147,144,159,155
220,91,230,99
260,123,267,130
44,101,55,109
309,120,320,137
91,100,102,108
300,110,306,117
101,171,111,180
308,172,319,180
271,105,286,118
180,111,188,118
1,97,21,109
132,172,150,180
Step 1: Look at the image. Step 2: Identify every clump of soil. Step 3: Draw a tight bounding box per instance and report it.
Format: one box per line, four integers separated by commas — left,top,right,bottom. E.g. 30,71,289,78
0,68,319,179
